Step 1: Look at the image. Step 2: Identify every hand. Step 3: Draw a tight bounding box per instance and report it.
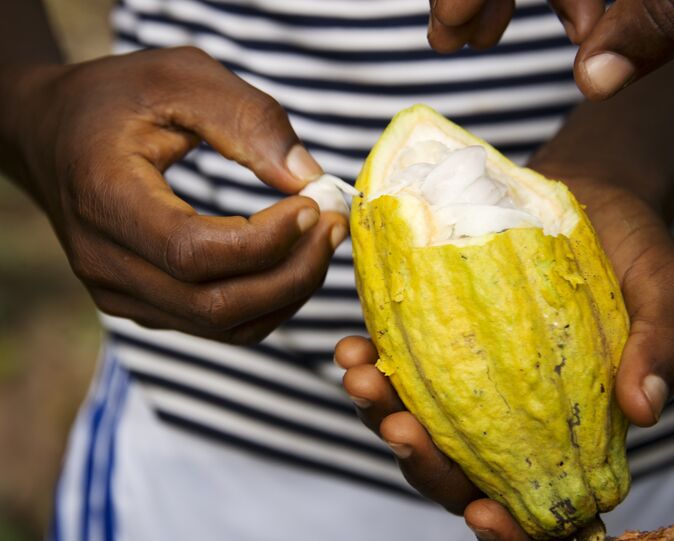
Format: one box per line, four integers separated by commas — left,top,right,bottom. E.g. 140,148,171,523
335,336,529,540
427,0,674,100
334,336,484,516
0,47,347,344
336,174,674,539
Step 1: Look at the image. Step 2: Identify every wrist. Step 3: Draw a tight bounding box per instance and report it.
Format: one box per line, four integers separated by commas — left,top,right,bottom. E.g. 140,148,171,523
527,142,672,222
0,62,65,197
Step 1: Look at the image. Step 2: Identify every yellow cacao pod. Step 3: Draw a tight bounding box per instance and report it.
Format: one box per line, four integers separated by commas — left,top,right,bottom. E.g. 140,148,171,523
351,105,630,539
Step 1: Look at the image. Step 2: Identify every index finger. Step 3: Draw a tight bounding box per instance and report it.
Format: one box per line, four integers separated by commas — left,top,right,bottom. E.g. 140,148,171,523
75,153,322,282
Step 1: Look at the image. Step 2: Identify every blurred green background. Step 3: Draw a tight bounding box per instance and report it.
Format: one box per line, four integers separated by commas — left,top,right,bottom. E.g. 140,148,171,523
0,1,114,538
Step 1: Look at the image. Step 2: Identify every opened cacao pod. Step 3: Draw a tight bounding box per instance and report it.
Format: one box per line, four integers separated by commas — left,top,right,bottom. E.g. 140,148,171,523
351,105,630,539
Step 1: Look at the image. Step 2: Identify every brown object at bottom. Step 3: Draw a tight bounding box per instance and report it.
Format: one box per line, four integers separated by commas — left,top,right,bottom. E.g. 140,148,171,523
611,525,674,541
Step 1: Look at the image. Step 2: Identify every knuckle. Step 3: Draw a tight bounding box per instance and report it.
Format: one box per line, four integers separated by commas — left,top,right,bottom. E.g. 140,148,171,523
164,220,202,281
285,257,326,301
214,220,279,273
641,0,674,38
69,240,105,284
170,45,213,64
192,287,233,329
234,91,287,141
68,158,109,224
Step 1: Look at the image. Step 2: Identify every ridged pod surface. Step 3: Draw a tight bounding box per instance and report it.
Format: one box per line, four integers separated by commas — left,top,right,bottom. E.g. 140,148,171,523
351,105,630,539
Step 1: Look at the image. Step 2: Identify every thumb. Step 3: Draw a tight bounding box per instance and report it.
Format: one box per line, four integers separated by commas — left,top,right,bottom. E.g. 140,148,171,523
616,239,674,427
573,0,674,100
160,47,322,193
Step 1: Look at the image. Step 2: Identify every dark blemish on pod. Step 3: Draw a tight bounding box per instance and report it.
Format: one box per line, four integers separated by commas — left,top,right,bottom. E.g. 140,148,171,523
610,291,615,300
535,362,541,369
567,403,581,447
483,431,487,436
600,384,606,393
564,323,570,329
460,254,468,260
554,356,566,374
550,499,577,527
531,480,540,489
525,457,532,467
558,461,564,467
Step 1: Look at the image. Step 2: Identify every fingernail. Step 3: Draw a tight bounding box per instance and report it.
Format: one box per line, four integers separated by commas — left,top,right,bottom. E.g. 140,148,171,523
330,224,347,250
286,144,323,183
469,527,498,541
349,395,372,409
297,207,319,233
583,53,636,98
642,374,669,422
386,441,412,460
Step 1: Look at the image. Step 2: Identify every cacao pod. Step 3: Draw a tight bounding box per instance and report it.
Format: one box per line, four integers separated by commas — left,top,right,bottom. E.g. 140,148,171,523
351,105,630,539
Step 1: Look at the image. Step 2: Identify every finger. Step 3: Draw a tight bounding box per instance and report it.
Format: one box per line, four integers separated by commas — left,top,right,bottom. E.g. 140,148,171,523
74,151,325,282
427,11,479,53
468,0,515,50
380,411,482,514
146,46,322,192
432,0,487,27
334,336,378,369
574,0,674,100
342,363,404,432
547,0,605,44
89,286,308,344
465,499,531,541
72,213,347,330
221,297,310,345
615,246,674,426
577,190,674,427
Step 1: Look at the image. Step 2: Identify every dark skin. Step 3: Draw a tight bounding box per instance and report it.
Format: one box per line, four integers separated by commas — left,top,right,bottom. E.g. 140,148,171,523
427,0,674,100
0,6,348,346
0,1,672,540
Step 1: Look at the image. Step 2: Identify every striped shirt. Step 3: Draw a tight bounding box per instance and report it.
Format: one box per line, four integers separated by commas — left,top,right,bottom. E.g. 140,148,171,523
101,0,674,499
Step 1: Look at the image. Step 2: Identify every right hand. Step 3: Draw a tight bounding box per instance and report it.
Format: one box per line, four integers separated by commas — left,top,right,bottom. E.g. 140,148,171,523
0,47,347,344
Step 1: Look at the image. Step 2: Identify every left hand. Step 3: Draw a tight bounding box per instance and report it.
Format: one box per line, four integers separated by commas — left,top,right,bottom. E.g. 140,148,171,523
335,173,674,540
428,0,674,100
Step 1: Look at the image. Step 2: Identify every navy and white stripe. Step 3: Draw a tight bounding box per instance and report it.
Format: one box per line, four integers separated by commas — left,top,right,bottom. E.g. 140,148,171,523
51,347,131,541
102,0,674,498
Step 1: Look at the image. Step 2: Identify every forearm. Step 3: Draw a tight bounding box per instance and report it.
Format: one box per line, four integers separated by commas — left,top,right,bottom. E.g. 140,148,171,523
529,62,674,220
0,1,64,195
0,0,62,67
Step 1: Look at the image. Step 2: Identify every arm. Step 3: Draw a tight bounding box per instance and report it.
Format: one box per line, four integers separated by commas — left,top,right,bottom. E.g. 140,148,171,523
0,1,347,345
0,0,62,65
337,64,674,541
0,0,62,185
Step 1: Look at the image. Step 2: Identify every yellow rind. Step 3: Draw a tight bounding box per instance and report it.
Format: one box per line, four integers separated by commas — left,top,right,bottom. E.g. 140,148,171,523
351,105,630,539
